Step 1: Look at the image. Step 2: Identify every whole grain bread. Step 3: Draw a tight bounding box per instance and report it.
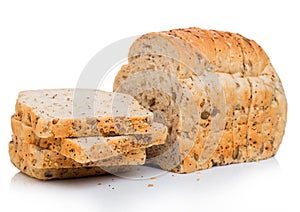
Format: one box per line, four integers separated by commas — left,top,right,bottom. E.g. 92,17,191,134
11,136,146,168
15,89,153,138
115,69,208,171
11,118,167,163
9,141,108,180
114,27,287,173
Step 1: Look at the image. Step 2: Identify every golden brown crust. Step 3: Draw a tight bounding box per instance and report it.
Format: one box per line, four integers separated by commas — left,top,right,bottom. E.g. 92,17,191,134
207,30,230,73
128,31,202,78
231,77,251,162
260,64,287,158
259,80,276,159
247,39,270,74
231,33,258,77
160,30,209,76
169,28,216,66
113,27,287,173
246,77,266,161
219,31,244,76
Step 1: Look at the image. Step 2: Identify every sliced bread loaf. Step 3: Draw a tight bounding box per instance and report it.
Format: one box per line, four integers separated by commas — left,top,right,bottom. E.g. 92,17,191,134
114,27,287,173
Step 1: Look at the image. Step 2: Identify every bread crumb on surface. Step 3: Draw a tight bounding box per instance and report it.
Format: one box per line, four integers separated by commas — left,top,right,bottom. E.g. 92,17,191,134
150,177,156,180
97,182,102,186
147,183,154,187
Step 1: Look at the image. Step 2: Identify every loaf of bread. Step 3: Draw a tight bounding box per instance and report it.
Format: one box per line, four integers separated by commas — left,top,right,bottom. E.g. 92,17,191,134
113,27,287,173
11,118,167,163
15,89,153,138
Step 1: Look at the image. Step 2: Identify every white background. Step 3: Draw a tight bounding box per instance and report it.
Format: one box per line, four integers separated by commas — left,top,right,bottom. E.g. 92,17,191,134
0,0,299,211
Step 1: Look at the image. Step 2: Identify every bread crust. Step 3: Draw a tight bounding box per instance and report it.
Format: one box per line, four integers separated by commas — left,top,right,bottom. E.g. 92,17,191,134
114,28,287,173
207,30,230,73
170,28,216,67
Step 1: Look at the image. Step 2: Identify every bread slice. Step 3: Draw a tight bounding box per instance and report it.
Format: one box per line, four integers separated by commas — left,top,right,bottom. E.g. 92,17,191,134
260,64,287,159
114,27,287,173
168,28,216,68
206,73,236,166
9,141,108,180
231,77,251,163
206,30,231,74
245,77,266,161
128,30,207,78
11,118,167,163
220,32,244,76
15,89,153,138
11,136,146,168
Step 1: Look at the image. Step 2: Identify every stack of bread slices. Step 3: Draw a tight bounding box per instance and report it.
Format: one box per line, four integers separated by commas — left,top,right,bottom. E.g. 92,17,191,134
9,89,167,180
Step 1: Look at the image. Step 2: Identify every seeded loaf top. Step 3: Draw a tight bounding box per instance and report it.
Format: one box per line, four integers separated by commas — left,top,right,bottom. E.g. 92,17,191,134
15,89,153,138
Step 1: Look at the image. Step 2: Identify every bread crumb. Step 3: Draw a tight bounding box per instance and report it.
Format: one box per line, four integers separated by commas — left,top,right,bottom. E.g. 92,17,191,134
150,177,156,180
196,171,201,174
147,183,154,187
97,182,102,186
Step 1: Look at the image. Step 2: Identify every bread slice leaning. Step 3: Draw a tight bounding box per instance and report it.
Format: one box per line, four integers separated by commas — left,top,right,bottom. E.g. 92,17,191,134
15,89,153,138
